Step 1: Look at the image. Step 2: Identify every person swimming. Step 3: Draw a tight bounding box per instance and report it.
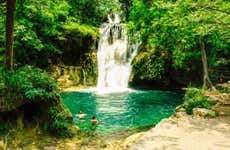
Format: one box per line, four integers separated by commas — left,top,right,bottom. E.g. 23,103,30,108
90,116,99,125
77,111,85,121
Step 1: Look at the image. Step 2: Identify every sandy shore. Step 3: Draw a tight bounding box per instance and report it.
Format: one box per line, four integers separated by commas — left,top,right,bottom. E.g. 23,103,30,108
127,113,230,150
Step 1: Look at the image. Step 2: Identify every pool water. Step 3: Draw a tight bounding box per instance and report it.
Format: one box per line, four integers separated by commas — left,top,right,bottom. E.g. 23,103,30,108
61,89,183,135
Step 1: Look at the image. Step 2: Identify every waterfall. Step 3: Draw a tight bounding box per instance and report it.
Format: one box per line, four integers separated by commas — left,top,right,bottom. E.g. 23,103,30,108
108,14,120,24
96,14,139,91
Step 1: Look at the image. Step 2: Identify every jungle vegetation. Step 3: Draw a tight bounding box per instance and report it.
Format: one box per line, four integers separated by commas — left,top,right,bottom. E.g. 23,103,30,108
0,0,229,137
129,0,230,89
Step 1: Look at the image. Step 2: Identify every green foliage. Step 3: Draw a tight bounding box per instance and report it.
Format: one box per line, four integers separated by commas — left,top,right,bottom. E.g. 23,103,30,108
129,0,230,82
0,123,9,133
63,21,99,40
0,2,5,72
13,0,70,65
1,66,74,137
207,111,217,118
132,51,167,80
3,65,59,101
0,0,123,67
184,88,214,114
69,0,121,25
48,106,74,137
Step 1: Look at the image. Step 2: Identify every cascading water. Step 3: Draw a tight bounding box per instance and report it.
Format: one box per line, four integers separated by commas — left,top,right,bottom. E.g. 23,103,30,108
96,14,140,91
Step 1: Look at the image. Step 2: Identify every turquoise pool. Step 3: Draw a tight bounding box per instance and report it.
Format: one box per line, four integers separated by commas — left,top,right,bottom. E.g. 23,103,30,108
61,89,183,135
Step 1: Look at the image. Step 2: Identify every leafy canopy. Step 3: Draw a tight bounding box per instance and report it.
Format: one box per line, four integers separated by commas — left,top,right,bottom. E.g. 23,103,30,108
129,0,230,80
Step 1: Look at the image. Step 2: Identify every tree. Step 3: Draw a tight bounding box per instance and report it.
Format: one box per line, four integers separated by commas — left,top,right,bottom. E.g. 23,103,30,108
169,0,230,90
129,0,230,90
200,41,215,90
0,0,123,67
5,0,16,70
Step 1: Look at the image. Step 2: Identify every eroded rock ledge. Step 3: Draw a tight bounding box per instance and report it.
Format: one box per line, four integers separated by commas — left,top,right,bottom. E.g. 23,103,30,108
126,113,230,150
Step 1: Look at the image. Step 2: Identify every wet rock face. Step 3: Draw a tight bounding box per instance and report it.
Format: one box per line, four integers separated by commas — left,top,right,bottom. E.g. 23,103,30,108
50,52,98,89
51,65,97,89
53,66,83,88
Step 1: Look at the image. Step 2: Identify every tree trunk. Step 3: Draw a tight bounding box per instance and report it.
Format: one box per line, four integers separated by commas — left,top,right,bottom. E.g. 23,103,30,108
5,0,16,70
201,42,216,90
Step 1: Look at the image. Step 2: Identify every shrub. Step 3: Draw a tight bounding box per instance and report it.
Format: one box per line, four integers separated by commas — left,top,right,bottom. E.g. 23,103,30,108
1,66,74,137
48,106,74,137
184,88,214,114
2,65,59,101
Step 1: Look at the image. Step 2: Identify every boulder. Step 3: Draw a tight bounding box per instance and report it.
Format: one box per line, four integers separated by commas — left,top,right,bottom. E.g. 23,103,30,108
122,132,144,148
175,104,186,112
174,111,187,118
192,108,216,118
